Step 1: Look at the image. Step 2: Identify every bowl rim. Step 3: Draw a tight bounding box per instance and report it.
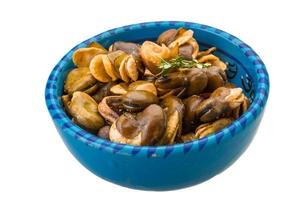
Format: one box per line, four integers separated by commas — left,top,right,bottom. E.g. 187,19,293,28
45,21,270,158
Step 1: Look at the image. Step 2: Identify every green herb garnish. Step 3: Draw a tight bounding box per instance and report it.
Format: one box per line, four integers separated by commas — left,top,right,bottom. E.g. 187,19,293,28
158,57,212,75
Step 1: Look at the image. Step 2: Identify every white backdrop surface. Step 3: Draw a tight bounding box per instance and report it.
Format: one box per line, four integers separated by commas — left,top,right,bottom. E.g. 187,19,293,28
0,0,299,199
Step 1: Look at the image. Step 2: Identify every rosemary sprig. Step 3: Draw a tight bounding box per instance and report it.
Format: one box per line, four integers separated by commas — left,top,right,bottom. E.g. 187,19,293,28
158,57,212,75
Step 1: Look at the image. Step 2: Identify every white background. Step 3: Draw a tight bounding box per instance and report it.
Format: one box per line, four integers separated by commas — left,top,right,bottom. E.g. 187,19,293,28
0,0,299,199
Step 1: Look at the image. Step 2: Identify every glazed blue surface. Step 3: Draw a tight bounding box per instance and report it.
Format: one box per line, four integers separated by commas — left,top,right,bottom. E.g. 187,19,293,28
45,21,269,190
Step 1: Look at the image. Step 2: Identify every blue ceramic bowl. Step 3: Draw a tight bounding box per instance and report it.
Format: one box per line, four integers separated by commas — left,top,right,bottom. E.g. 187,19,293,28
45,21,269,190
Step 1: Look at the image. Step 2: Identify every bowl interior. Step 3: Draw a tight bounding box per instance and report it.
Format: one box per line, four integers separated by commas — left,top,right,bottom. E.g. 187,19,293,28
47,22,269,153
